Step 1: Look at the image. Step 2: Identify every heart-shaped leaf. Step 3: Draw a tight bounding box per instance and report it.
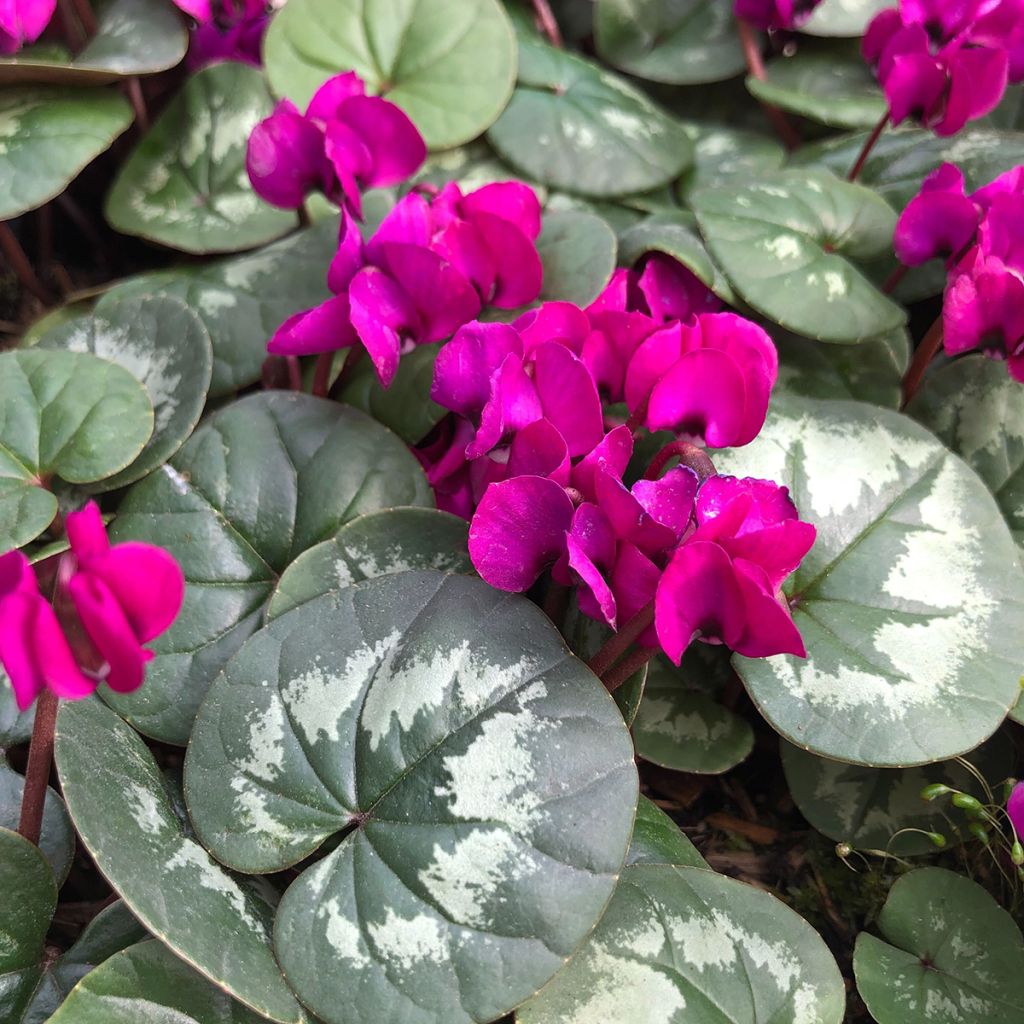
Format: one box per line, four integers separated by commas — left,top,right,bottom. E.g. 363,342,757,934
0,684,33,749
0,760,74,885
782,733,1014,856
185,571,638,1024
49,939,276,1024
634,657,754,775
0,86,132,218
747,41,887,129
106,392,431,744
105,63,297,254
516,864,845,1024
264,0,516,149
537,209,617,307
268,508,471,620
626,796,706,868
54,698,307,1024
854,867,1024,1023
0,0,187,85
676,121,785,198
692,170,905,342
104,219,337,398
488,31,693,198
594,0,746,85
0,349,153,551
715,396,1024,767
36,295,212,491
802,0,892,37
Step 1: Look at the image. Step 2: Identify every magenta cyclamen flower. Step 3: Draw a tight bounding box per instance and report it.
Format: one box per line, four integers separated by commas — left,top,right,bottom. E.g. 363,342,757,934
864,0,1023,136
0,503,184,710
733,0,824,31
172,0,268,70
247,71,426,217
0,0,56,54
1009,782,1024,837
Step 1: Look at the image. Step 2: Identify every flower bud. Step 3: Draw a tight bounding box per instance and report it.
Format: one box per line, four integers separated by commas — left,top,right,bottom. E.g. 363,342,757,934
920,783,952,802
951,793,983,812
1012,841,1024,866
968,823,990,845
927,832,947,849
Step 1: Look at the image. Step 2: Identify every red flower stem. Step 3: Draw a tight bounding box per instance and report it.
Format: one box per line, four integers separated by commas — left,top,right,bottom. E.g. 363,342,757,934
72,0,96,37
125,78,149,132
311,352,333,398
588,601,655,679
18,691,59,847
57,0,86,47
901,315,944,408
847,111,889,183
286,356,302,391
0,221,52,305
644,440,716,483
297,203,311,229
882,263,908,294
602,646,657,694
531,0,562,47
736,18,801,152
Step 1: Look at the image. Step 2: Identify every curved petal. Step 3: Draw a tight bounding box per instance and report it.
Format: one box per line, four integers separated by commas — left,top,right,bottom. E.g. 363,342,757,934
595,469,677,554
461,181,542,240
0,593,46,709
637,253,721,323
507,419,571,485
67,575,147,694
884,52,947,127
306,71,366,124
514,301,591,356
531,342,605,457
0,550,36,599
267,295,357,357
66,500,110,564
246,101,327,210
336,95,426,187
895,184,979,265
431,321,522,417
467,353,542,459
87,544,184,643
631,466,698,539
623,321,685,412
610,543,661,648
473,212,543,309
366,192,432,263
327,209,365,293
730,560,806,658
567,505,618,629
323,119,372,217
939,46,1009,136
571,425,633,503
348,268,418,386
431,220,497,304
696,475,797,532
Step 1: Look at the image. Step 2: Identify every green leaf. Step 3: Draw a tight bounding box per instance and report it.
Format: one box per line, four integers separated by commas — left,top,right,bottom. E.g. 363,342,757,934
626,796,706,868
54,698,307,1024
692,169,905,342
103,219,337,398
0,86,133,219
264,0,516,149
793,127,1024,212
105,64,296,254
747,41,887,129
106,392,432,745
0,0,187,85
676,121,785,199
907,355,1024,550
537,209,617,306
613,671,646,728
594,0,745,85
0,349,153,551
782,733,1014,856
775,327,910,408
517,864,845,1024
488,32,694,198
633,657,754,775
802,0,892,37
36,295,212,491
337,343,446,444
0,759,74,885
0,684,33,749
412,140,544,197
185,570,638,1024
853,867,1024,1023
268,508,471,620
715,395,1024,767
49,939,276,1024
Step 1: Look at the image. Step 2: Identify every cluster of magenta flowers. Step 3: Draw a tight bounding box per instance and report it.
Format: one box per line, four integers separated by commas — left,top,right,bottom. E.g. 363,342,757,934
0,504,184,710
733,0,824,31
896,162,1024,380
864,0,1024,136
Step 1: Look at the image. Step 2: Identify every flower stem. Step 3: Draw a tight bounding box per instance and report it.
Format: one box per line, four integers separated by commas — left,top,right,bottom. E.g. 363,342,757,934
882,263,908,295
602,646,656,694
18,691,59,847
736,18,801,152
72,0,96,37
125,78,149,132
588,601,655,679
901,316,944,408
847,111,889,183
311,352,333,398
531,0,562,47
0,221,52,305
644,440,716,483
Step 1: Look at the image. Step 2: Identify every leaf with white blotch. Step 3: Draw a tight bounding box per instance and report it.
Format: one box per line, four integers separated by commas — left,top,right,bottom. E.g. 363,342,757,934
715,395,1024,767
103,219,337,398
692,170,905,342
0,759,74,884
0,683,33,749
854,867,1024,1024
782,733,1014,856
54,698,306,1024
105,63,296,254
775,327,910,408
0,827,57,1020
517,864,845,1024
594,0,745,85
268,508,471,620
626,796,706,869
36,295,212,491
49,939,276,1024
793,128,1024,212
488,30,694,199
265,0,516,150
747,41,887,129
537,209,617,307
0,0,187,85
0,350,153,551
0,86,132,219
676,121,785,199
185,571,638,1024
634,657,754,775
106,392,431,745
802,0,893,37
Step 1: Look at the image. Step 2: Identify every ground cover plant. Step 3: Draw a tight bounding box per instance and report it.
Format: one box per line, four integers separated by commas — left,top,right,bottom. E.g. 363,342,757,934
1,0,1024,1021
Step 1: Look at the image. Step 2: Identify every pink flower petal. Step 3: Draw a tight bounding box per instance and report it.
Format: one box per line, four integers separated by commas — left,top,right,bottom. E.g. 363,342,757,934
431,220,497,304
66,501,110,563
610,543,661,647
939,46,1009,136
637,253,721,323
0,592,46,709
895,163,978,265
531,342,605,457
623,321,685,412
631,466,698,539
306,72,366,124
473,212,543,309
468,353,542,459
348,268,419,386
572,425,633,503
460,182,542,240
267,295,357,357
335,95,426,187
507,419,571,485
246,101,328,210
730,559,806,658
431,321,522,417
514,302,591,356
327,209,365,294
67,575,146,694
